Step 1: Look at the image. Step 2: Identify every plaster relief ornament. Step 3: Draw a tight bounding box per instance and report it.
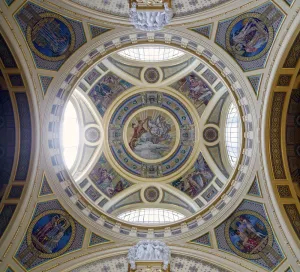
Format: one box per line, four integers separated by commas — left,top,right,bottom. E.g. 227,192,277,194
129,1,173,31
128,240,171,270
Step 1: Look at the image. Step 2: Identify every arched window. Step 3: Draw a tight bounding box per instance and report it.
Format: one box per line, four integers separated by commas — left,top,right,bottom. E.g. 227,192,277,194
118,46,185,62
62,101,79,169
225,103,240,167
118,208,185,224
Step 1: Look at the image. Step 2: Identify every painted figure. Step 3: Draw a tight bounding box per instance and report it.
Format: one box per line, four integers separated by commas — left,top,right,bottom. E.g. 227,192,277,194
229,214,268,254
172,154,214,198
174,73,214,106
32,18,71,57
128,111,174,160
32,214,71,254
230,18,269,57
89,161,131,198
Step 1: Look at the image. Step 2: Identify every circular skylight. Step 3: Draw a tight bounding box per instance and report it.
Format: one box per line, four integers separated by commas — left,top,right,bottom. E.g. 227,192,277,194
225,103,241,167
118,46,185,62
62,101,79,169
118,208,185,224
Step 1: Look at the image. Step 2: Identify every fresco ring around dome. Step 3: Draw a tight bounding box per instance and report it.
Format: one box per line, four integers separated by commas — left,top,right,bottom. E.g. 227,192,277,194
123,106,180,164
103,88,201,183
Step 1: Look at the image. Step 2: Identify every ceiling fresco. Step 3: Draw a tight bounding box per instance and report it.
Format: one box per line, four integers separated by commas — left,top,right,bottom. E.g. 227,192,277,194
0,0,299,272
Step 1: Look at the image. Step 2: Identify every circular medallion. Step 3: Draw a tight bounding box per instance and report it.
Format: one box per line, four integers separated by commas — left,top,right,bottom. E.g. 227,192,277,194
295,114,300,127
226,13,274,61
144,187,160,202
144,68,160,84
225,211,273,260
27,210,75,258
125,108,177,161
85,127,100,143
26,13,75,61
107,91,197,180
203,127,218,142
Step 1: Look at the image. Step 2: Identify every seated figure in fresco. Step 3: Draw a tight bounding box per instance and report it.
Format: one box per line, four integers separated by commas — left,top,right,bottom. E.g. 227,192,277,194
231,18,268,55
187,74,213,105
231,215,268,254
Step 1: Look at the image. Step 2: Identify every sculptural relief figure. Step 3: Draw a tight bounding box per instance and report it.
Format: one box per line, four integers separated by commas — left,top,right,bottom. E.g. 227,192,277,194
129,2,173,31
128,240,170,270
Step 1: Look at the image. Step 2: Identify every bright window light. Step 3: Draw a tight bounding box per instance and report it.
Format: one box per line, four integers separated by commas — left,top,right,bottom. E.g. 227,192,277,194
118,46,185,62
225,103,241,167
62,101,79,169
118,208,185,224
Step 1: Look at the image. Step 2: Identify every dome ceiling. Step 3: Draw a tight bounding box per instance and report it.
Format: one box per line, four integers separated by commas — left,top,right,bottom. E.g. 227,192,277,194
68,0,234,18
60,48,242,222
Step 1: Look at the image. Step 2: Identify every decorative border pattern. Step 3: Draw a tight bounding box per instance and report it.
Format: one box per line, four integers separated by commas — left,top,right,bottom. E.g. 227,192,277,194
270,92,286,179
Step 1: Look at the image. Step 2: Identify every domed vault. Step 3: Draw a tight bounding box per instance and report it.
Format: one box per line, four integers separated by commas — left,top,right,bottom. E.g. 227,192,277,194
0,1,299,272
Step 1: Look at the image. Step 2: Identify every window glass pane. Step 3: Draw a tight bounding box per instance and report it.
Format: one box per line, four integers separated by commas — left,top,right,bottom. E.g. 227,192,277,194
225,103,241,166
62,101,79,169
118,46,185,62
118,208,185,224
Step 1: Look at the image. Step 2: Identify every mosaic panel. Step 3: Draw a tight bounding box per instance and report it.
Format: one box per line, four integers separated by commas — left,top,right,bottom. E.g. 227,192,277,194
270,92,286,179
286,88,300,184
0,34,17,68
283,32,300,68
39,75,53,95
89,154,132,198
15,200,85,270
109,91,195,179
190,232,211,247
247,177,261,197
0,90,16,201
216,2,284,71
283,204,300,240
15,2,86,70
39,175,53,196
171,153,214,198
89,232,110,246
190,24,212,39
215,200,284,270
0,204,17,238
170,72,214,115
15,93,31,181
6,267,15,272
248,74,262,95
89,24,111,39
88,72,133,117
